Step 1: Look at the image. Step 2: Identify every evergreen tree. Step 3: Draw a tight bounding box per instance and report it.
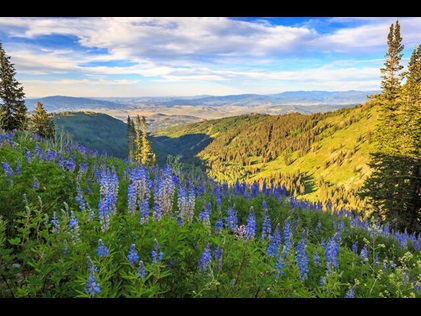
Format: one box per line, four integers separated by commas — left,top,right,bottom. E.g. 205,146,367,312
361,20,421,234
0,40,27,131
30,102,55,140
377,19,405,153
141,116,153,166
127,115,135,161
134,115,143,163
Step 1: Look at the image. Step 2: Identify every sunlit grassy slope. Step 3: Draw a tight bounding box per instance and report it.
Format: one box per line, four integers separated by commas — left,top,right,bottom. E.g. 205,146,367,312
153,100,380,209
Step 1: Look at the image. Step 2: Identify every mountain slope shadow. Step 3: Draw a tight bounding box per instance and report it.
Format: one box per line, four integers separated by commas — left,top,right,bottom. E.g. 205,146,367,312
150,133,213,169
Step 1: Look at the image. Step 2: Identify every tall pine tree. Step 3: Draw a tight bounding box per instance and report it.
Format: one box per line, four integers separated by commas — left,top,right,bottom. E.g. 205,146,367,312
30,102,55,140
127,115,135,161
132,115,154,166
0,40,27,131
140,116,154,166
361,20,421,234
134,115,143,163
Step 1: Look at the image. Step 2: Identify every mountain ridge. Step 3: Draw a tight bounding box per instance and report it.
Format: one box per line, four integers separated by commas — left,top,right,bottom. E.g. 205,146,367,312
25,89,380,111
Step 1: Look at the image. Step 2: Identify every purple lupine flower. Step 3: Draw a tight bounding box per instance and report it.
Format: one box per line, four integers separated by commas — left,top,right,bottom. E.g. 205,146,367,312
137,260,147,279
296,233,309,281
34,143,41,156
86,256,100,298
345,287,356,298
152,202,162,221
79,161,88,175
215,213,223,234
152,239,163,263
68,211,80,244
177,187,187,214
274,249,286,280
198,243,212,275
32,177,40,189
75,182,87,212
51,211,60,232
127,178,137,215
283,218,293,255
315,220,322,234
199,203,211,227
215,246,223,273
25,150,32,163
326,235,339,271
225,205,238,233
15,161,21,175
319,277,326,286
352,242,358,253
267,224,281,258
313,250,321,267
251,181,259,197
139,199,149,225
186,187,196,222
214,185,223,211
360,244,368,263
65,156,76,172
244,207,256,240
262,199,267,211
154,166,176,216
97,239,108,257
261,208,272,240
127,244,139,265
2,160,13,181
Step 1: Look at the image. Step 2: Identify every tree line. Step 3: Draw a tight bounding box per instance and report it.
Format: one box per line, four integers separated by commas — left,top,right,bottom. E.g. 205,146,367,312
0,40,54,140
360,19,421,235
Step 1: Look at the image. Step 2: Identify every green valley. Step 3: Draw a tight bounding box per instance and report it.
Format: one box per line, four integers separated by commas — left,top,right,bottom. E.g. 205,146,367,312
152,99,379,212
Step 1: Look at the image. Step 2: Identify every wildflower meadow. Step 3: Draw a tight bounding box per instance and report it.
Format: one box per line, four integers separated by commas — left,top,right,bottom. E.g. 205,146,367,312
1,130,420,298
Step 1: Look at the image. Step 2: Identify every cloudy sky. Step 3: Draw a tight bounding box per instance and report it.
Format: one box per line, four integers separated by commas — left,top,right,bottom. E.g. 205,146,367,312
0,17,420,98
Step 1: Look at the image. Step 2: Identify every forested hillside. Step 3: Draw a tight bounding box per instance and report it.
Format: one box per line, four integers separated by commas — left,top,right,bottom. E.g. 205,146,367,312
153,99,379,213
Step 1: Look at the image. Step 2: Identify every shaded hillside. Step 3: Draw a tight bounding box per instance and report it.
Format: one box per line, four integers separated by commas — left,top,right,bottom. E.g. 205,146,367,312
52,111,129,159
153,100,380,212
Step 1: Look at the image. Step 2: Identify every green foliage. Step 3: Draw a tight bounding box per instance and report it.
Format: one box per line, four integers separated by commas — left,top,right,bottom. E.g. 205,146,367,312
0,130,420,298
29,102,55,140
361,20,421,235
0,40,27,132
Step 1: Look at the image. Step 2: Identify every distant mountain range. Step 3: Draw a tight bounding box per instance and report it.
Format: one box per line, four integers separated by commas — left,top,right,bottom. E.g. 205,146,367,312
25,90,379,112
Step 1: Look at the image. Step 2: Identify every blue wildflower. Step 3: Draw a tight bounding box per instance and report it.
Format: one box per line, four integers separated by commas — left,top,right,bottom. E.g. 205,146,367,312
267,224,281,258
152,239,163,263
345,287,356,298
127,244,139,265
137,260,147,279
261,208,272,240
85,256,100,298
215,213,223,234
296,233,309,281
97,239,108,257
326,236,339,271
244,207,256,240
198,243,212,275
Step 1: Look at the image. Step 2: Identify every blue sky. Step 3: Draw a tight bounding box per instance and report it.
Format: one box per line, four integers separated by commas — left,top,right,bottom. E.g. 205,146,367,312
0,17,420,98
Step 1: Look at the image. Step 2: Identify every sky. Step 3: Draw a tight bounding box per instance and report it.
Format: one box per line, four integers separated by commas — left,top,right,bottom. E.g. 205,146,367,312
0,16,420,98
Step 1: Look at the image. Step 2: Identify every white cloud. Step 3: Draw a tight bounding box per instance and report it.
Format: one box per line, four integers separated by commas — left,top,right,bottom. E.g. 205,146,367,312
1,16,417,97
